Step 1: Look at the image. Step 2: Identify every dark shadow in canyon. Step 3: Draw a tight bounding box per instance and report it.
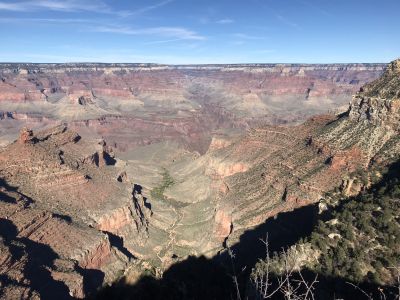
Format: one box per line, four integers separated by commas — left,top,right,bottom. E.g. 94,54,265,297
0,178,34,206
0,218,71,300
103,231,136,260
93,201,399,299
215,204,319,296
95,255,235,300
225,204,318,268
94,204,320,300
133,183,143,194
0,178,18,203
0,178,106,299
134,183,152,211
3,162,398,299
103,152,117,166
52,213,72,223
325,110,348,126
76,266,105,298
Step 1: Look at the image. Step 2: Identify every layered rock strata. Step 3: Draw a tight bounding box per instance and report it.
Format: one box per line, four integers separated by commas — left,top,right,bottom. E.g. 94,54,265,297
0,126,150,298
0,63,385,153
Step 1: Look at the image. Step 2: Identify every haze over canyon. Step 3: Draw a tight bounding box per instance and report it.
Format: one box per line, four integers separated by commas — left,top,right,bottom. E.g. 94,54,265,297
1,59,400,299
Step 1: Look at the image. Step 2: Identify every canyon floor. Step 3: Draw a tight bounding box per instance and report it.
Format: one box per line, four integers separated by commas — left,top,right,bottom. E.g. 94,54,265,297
2,61,400,299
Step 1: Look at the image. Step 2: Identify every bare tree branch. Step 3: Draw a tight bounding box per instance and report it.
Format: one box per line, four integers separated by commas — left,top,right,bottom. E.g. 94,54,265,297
346,282,373,300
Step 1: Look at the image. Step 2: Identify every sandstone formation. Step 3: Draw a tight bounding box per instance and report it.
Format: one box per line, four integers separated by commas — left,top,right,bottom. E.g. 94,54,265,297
0,63,385,152
0,126,150,298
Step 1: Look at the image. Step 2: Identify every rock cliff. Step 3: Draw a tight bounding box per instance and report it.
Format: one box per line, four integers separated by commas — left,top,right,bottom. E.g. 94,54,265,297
216,60,400,248
0,63,385,152
349,59,400,129
0,126,150,298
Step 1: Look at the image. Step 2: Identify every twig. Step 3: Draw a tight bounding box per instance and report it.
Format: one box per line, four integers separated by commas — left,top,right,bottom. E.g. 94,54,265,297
346,282,373,300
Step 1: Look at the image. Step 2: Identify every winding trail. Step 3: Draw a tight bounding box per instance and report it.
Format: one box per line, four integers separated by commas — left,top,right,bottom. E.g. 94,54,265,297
155,201,184,264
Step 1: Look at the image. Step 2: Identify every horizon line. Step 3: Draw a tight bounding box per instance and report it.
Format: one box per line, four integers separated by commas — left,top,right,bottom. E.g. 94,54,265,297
0,61,390,66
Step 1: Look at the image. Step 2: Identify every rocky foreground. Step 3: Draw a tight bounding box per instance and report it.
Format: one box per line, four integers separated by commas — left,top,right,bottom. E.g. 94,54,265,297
0,126,151,298
0,60,399,298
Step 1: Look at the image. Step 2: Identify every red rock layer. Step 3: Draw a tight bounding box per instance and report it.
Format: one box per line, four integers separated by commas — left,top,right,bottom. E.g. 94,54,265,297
0,126,150,298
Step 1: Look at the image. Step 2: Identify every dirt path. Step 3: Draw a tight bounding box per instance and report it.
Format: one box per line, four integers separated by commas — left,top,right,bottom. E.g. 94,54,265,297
155,202,184,264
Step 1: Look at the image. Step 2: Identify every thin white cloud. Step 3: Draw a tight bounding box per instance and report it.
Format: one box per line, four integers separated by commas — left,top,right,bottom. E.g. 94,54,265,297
92,26,206,40
144,38,186,45
34,0,108,12
0,0,107,12
0,51,251,64
233,33,265,40
200,17,235,25
216,18,234,24
127,0,173,16
0,0,172,17
263,4,301,30
0,2,27,11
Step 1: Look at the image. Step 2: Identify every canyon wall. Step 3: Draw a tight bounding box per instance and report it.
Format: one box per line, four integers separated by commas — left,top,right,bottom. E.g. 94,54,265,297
0,63,385,152
0,126,150,298
119,60,400,267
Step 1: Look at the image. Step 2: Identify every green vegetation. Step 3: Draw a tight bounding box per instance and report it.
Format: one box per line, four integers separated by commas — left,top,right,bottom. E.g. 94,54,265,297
150,168,175,200
309,170,400,285
308,164,400,285
251,162,400,298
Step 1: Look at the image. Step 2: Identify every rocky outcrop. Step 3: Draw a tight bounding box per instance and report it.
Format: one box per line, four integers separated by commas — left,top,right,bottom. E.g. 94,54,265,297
213,210,233,242
212,60,400,248
18,127,36,144
208,136,235,151
349,59,400,129
0,186,89,298
359,59,400,99
0,126,150,298
77,95,95,106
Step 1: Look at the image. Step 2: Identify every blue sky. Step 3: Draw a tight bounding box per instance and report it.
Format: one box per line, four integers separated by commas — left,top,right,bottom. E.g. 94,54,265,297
0,0,399,64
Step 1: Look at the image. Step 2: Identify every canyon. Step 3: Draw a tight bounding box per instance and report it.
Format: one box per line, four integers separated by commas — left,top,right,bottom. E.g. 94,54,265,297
0,63,385,151
1,61,399,299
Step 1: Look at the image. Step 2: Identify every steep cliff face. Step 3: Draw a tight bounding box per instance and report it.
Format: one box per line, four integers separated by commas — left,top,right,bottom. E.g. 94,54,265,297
216,59,400,247
0,63,385,153
349,59,400,129
0,126,150,298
